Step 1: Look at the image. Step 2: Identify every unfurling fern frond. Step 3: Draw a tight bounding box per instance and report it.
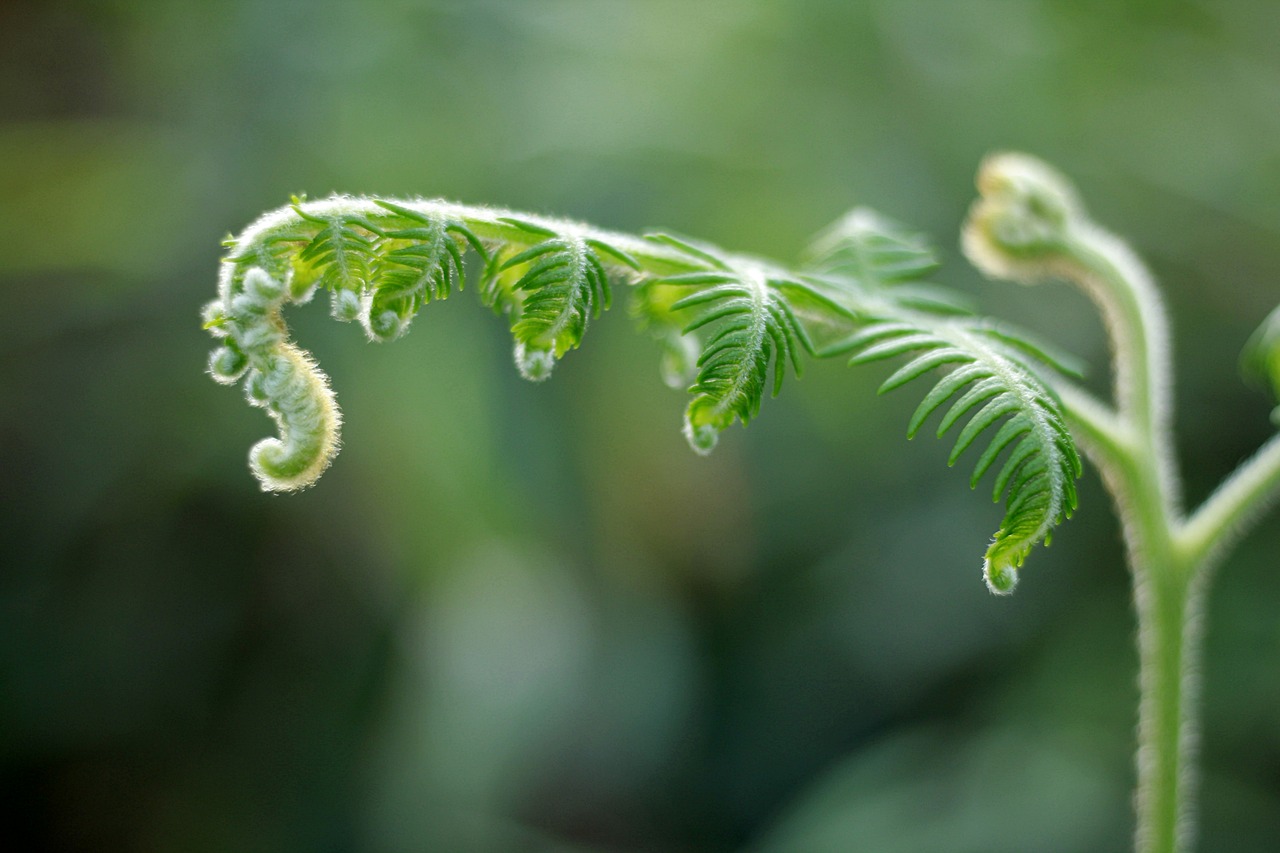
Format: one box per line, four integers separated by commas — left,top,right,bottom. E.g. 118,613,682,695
207,196,748,490
808,210,1082,592
207,191,1083,556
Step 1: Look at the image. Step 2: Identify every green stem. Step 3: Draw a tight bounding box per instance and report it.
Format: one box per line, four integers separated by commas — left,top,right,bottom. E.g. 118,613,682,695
223,196,713,289
1112,448,1196,853
1058,226,1195,853
1058,277,1280,853
1178,432,1280,569
1056,244,1273,850
1133,550,1202,853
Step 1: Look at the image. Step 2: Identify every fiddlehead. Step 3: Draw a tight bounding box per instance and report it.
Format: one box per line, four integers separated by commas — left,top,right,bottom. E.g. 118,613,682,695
204,267,341,492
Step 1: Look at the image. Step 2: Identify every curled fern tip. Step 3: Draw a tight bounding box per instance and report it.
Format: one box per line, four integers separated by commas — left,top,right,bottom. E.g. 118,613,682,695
514,342,556,382
963,152,1081,284
683,410,721,456
983,551,1020,595
205,264,341,492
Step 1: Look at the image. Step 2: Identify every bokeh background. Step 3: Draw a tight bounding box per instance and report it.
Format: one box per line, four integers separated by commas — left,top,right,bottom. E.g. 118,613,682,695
3,1,1279,851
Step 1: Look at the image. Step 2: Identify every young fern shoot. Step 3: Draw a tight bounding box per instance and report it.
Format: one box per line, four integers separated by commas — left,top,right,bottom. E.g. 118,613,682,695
205,190,1082,591
204,155,1280,852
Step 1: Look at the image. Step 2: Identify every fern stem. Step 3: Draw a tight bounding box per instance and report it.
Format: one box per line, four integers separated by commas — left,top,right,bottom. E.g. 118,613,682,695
1097,434,1196,853
1059,229,1183,518
1177,432,1280,569
1063,372,1192,853
1056,344,1199,853
1132,550,1203,853
1047,195,1280,853
1044,195,1205,853
1062,243,1199,853
221,197,706,294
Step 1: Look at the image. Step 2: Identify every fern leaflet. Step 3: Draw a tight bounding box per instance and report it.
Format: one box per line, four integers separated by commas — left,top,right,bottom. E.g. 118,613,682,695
361,201,486,341
808,209,1083,592
291,205,380,319
497,218,638,380
650,234,813,453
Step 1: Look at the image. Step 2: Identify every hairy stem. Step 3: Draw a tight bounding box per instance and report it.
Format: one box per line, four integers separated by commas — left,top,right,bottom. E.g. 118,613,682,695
1051,206,1194,853
221,197,708,296
1135,551,1204,853
1055,229,1198,853
1049,197,1280,853
1178,432,1280,570
1106,445,1196,853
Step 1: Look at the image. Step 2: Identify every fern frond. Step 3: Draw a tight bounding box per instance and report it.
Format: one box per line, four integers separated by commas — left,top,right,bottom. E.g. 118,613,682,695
209,196,717,489
207,193,1068,515
291,205,380,320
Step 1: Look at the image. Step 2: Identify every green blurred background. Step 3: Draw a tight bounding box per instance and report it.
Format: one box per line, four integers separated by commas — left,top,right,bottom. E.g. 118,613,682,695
3,1,1279,851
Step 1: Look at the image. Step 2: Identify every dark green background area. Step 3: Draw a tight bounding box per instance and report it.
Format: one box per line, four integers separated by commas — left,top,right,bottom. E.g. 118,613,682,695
2,2,1278,851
